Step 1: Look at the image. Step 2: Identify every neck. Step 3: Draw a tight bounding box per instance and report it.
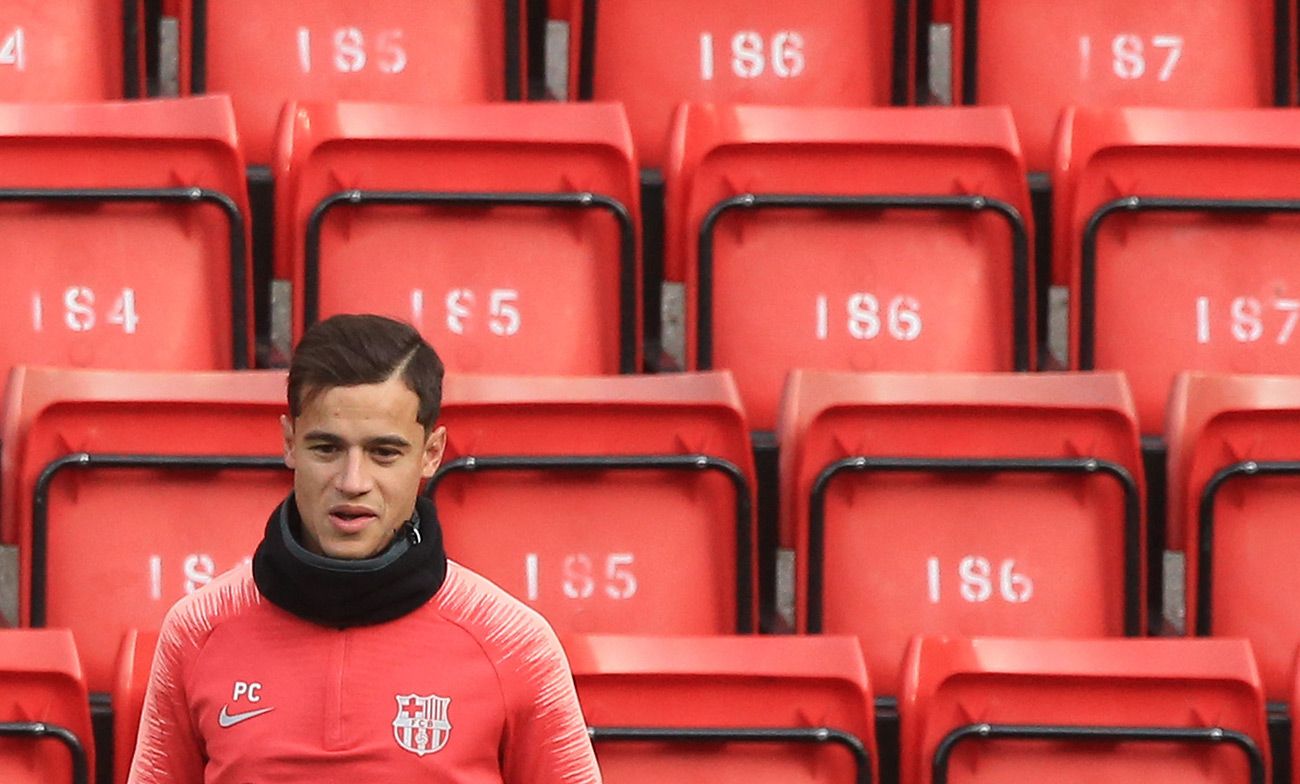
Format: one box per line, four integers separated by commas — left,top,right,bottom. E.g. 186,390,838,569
252,495,448,627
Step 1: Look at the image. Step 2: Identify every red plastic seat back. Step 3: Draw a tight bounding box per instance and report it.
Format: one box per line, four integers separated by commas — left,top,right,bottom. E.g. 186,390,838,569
0,97,253,385
1059,107,1300,434
570,634,876,784
1293,649,1300,784
178,0,526,164
0,628,94,784
277,101,640,375
667,104,1033,430
0,1,136,101
779,370,1144,697
952,0,1286,171
435,372,756,634
1167,372,1300,702
569,0,905,168
900,637,1269,784
4,367,289,692
111,628,157,784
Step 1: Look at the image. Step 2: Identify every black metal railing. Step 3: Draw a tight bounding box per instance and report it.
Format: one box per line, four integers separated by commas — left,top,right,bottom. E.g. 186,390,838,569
0,721,90,784
590,725,872,784
1079,196,1300,369
0,187,249,368
303,189,638,373
1195,459,1300,635
806,456,1142,635
696,193,1030,371
933,722,1265,784
429,453,754,632
30,453,287,626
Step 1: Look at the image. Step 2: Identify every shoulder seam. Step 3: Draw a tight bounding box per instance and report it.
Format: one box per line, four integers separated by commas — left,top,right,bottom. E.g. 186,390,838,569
436,602,514,746
174,567,261,698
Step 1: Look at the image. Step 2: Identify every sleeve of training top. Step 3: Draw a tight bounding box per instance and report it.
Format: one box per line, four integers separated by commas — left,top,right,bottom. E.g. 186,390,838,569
497,616,602,784
444,561,600,784
126,609,205,783
125,570,261,784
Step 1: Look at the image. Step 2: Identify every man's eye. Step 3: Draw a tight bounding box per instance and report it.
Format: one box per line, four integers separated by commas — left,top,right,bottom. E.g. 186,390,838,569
373,448,402,460
309,444,339,455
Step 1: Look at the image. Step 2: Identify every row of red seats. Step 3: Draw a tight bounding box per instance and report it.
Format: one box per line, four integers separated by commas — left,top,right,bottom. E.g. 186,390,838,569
3,366,1299,706
0,0,527,163
7,96,1300,433
0,628,1288,784
6,1,1295,171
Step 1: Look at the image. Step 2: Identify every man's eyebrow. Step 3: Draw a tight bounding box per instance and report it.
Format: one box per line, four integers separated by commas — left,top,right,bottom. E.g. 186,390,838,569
302,431,344,444
302,431,413,449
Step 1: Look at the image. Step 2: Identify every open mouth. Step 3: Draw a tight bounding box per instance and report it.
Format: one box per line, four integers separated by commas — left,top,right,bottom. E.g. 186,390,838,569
329,507,378,531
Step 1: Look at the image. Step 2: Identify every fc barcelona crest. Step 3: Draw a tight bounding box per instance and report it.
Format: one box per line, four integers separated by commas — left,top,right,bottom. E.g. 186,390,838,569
393,694,452,756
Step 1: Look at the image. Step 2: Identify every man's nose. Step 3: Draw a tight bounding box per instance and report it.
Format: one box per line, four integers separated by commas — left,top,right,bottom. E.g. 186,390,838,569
336,448,373,494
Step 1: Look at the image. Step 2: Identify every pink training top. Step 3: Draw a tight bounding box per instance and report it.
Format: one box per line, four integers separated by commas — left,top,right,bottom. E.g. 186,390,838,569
128,560,601,783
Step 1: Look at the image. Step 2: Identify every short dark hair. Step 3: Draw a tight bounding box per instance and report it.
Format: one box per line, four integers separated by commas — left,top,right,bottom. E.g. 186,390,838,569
288,314,444,429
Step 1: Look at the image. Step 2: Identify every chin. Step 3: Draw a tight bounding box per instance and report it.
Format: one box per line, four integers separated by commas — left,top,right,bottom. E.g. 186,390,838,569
322,540,385,560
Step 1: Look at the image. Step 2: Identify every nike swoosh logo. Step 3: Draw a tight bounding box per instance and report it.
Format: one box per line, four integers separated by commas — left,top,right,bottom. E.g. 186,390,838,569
218,706,274,728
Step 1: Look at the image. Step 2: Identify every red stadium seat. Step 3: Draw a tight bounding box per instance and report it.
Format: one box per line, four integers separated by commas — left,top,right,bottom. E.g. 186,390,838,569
0,1,140,101
434,371,756,634
667,104,1033,430
0,96,254,387
175,0,526,164
949,0,1290,171
1,366,289,692
1166,371,1300,703
0,628,94,784
900,636,1269,784
779,370,1144,697
1058,107,1300,433
276,101,640,375
567,0,909,168
1293,648,1300,784
569,634,876,784
111,628,156,784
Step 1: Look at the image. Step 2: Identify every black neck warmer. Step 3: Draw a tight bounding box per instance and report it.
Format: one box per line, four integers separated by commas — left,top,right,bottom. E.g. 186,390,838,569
252,495,448,628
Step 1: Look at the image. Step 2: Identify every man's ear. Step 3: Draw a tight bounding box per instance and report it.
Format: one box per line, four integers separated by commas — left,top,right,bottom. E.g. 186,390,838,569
281,414,297,469
422,425,447,479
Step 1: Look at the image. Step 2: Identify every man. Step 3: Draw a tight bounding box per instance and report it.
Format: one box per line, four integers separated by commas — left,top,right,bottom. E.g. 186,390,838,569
129,314,601,783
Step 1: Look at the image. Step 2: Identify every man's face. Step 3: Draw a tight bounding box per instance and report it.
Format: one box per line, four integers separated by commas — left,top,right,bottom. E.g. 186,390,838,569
282,375,445,559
